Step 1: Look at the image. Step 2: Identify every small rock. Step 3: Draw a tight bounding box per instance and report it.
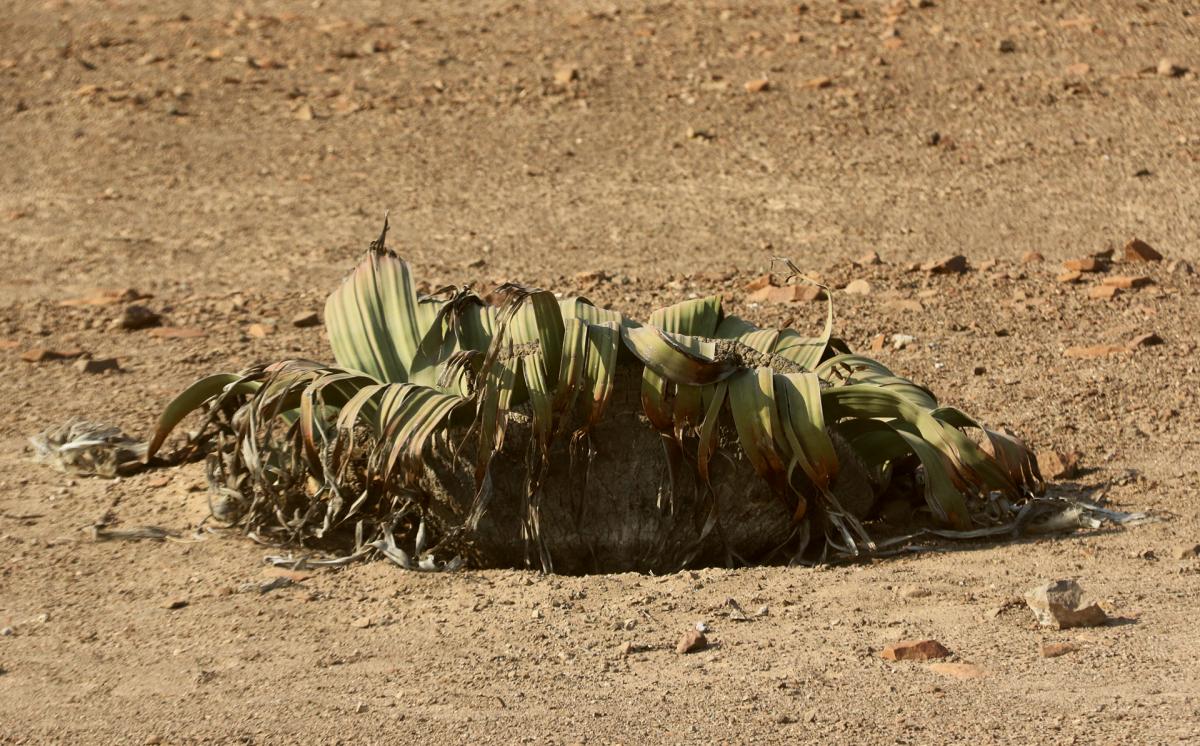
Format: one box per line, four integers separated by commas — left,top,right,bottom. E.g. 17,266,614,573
1124,238,1163,262
972,365,986,376
977,258,998,271
113,305,161,330
748,284,824,304
928,662,985,680
921,255,967,274
1063,257,1105,273
1,627,13,636
900,586,931,599
881,639,951,661
1064,62,1091,76
1126,332,1162,349
869,334,886,353
263,567,313,583
1173,544,1200,560
247,322,274,338
618,641,635,656
854,250,881,266
1087,285,1120,300
676,628,709,654
292,311,321,328
743,273,773,292
293,103,316,121
1102,275,1152,289
743,78,770,93
804,76,833,89
74,357,120,374
1021,251,1045,264
1165,259,1193,275
891,333,915,351
554,65,579,85
1056,270,1083,284
163,598,188,610
354,702,368,714
996,39,1016,53
1024,580,1108,630
1037,450,1080,479
925,131,941,146
21,348,84,363
843,279,871,295
1156,58,1186,78
350,616,372,629
1039,641,1077,658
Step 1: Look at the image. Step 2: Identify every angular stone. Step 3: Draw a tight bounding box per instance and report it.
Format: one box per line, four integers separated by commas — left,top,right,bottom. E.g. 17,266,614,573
74,357,120,374
1157,58,1186,78
554,65,579,85
1021,251,1045,264
1056,270,1082,283
1173,544,1200,560
743,78,770,93
921,255,968,274
292,311,321,328
676,628,708,654
1024,580,1108,629
749,284,824,304
1063,257,1105,273
1126,332,1162,349
21,347,84,363
1124,238,1162,262
1039,641,1077,658
880,639,950,661
1102,275,1152,289
743,273,773,292
1037,450,1080,479
1087,285,1120,300
247,322,274,339
854,250,881,266
114,304,161,330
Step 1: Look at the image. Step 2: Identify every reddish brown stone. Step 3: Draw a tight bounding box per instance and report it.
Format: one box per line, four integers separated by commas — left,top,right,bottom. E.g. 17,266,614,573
1039,641,1077,658
676,628,708,654
1124,238,1162,262
880,639,951,661
1102,275,1152,289
1087,285,1120,300
921,255,968,274
1037,450,1081,479
1063,257,1105,273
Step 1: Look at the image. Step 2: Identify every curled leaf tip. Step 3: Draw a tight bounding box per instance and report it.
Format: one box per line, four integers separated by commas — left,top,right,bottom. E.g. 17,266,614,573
369,212,390,254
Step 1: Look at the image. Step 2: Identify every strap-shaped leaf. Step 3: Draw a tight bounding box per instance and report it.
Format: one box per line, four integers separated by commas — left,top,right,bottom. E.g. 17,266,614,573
776,371,838,488
325,248,441,384
727,368,789,494
146,372,263,459
580,321,620,426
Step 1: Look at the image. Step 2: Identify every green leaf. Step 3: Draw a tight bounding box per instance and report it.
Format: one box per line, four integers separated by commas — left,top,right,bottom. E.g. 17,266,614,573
146,372,262,460
324,249,442,385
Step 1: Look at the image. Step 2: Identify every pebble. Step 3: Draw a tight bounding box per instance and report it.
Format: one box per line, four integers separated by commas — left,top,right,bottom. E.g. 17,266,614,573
1063,257,1105,273
1056,270,1082,284
247,322,274,338
1124,238,1162,262
162,598,188,610
881,639,950,661
921,255,967,273
843,279,871,295
891,333,915,350
292,311,321,328
1024,580,1108,630
743,78,770,93
1101,276,1151,289
854,250,881,266
1126,332,1162,349
1037,450,1080,479
996,39,1016,53
1021,251,1044,264
113,304,161,330
74,357,120,374
1087,285,1120,300
1156,58,1186,78
676,628,708,654
350,616,372,628
1039,641,1078,658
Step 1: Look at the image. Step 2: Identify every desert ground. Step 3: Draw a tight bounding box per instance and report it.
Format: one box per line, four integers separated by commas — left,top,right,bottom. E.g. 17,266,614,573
2,0,1199,743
